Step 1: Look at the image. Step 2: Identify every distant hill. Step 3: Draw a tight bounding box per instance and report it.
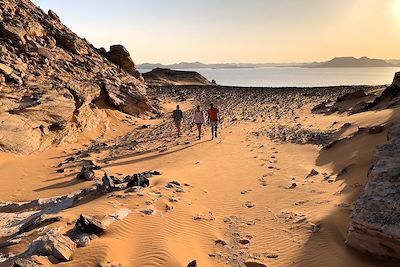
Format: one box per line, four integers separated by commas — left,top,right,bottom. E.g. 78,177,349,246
310,57,394,68
142,68,212,86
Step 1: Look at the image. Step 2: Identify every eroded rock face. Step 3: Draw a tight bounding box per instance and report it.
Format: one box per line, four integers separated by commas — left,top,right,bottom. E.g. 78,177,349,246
0,0,154,154
346,123,400,260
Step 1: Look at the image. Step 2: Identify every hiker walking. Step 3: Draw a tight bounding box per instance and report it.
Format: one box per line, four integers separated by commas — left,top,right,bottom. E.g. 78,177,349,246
172,105,184,137
193,105,205,140
207,103,220,140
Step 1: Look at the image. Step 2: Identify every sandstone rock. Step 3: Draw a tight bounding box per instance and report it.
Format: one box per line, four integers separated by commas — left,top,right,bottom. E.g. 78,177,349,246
0,63,14,75
25,21,45,38
0,0,155,154
107,45,135,70
1,23,26,44
346,123,400,260
36,47,52,59
26,230,77,261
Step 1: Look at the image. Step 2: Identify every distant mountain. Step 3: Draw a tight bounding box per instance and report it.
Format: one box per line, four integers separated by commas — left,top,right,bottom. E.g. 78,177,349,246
310,57,394,68
138,62,306,69
139,57,400,70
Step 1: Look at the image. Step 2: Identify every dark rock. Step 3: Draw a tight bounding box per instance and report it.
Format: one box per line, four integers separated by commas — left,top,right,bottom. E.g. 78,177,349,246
76,166,94,181
244,262,267,267
306,169,319,178
289,183,297,189
187,260,197,267
215,239,227,246
368,124,386,135
48,10,60,21
126,173,150,188
238,239,250,245
75,214,106,236
98,173,115,192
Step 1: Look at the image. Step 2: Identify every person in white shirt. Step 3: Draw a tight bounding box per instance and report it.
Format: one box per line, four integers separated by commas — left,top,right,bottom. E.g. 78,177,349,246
193,105,205,140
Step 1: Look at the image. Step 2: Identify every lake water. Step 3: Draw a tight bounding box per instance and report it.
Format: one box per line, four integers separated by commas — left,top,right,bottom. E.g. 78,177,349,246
140,67,400,87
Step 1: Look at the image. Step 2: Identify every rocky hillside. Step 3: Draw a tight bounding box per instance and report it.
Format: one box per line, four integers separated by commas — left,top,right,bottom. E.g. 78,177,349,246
346,73,400,260
0,0,154,154
143,68,212,86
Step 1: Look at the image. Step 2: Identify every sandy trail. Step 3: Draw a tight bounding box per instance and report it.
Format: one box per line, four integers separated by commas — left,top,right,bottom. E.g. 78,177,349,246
1,86,399,267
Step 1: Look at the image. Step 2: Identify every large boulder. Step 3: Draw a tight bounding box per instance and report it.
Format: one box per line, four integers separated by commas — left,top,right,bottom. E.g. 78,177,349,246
346,123,400,260
106,45,143,80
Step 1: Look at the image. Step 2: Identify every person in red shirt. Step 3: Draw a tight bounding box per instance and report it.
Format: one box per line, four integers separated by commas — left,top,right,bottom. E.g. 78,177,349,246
207,103,220,140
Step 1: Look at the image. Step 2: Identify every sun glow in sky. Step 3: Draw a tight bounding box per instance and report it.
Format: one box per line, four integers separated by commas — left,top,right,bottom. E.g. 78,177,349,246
32,0,400,64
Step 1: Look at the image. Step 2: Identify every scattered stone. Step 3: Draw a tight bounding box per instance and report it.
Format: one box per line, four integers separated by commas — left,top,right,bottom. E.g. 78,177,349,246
126,173,150,188
238,239,250,245
289,183,297,189
97,173,116,192
75,214,106,236
311,224,321,233
168,197,179,203
215,239,227,246
187,260,197,267
140,209,155,215
306,169,319,178
76,166,94,181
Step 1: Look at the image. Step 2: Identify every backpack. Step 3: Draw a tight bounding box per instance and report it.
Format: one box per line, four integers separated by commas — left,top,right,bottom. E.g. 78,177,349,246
173,109,183,120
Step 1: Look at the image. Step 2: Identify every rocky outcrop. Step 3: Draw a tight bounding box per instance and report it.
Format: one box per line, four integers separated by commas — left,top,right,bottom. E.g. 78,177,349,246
0,0,155,154
103,45,143,81
346,122,400,260
143,68,212,86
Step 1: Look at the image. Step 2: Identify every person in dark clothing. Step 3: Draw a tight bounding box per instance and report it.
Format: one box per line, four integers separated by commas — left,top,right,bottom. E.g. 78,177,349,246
172,105,184,137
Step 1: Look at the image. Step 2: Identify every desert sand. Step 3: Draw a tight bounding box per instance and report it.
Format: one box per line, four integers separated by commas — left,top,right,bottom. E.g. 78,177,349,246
1,0,400,266
1,83,400,267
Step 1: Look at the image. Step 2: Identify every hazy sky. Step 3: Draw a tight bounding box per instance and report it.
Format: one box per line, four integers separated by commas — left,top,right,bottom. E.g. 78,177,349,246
32,0,400,64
